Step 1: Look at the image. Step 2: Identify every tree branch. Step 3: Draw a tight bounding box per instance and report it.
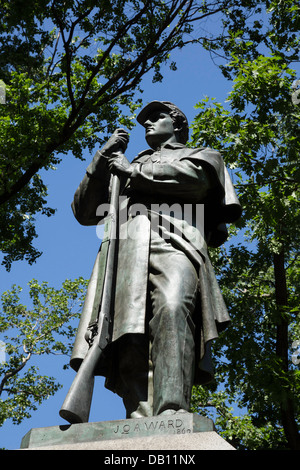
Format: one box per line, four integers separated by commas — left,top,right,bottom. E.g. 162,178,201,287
0,0,232,207
0,350,31,397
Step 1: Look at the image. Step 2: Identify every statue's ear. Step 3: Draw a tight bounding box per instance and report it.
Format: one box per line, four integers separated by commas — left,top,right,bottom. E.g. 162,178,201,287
174,126,182,142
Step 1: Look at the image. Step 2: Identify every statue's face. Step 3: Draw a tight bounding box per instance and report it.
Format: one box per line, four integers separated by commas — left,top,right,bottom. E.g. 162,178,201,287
144,111,177,149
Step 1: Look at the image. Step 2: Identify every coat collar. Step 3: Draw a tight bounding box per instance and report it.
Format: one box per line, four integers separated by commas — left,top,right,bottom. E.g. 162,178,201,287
133,142,186,162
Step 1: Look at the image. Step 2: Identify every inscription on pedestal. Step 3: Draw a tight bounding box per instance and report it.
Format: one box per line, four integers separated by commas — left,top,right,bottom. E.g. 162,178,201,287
112,417,191,437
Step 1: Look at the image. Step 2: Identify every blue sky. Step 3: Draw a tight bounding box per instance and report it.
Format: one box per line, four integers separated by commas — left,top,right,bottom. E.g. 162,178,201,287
0,40,247,450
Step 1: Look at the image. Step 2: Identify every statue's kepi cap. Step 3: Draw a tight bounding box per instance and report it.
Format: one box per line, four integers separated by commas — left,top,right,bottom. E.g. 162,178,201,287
137,100,189,143
137,100,187,125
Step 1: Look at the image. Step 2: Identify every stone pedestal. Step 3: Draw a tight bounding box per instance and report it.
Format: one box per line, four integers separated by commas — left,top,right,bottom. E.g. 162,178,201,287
20,413,235,450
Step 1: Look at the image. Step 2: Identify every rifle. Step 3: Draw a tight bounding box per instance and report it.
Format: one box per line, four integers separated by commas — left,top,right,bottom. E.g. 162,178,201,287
59,170,121,424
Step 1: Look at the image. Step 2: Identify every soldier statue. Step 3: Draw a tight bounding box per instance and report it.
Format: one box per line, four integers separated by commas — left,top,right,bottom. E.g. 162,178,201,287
60,101,241,423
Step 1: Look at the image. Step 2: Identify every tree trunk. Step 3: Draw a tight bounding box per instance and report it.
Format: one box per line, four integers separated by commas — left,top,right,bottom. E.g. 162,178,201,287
273,249,300,450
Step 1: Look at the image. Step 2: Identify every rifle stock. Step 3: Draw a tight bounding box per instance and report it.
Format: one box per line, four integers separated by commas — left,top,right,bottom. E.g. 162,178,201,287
59,172,121,424
59,340,97,423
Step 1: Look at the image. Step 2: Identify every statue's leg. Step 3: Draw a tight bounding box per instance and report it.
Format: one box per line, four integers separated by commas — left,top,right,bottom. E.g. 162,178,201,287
117,334,154,418
148,238,198,416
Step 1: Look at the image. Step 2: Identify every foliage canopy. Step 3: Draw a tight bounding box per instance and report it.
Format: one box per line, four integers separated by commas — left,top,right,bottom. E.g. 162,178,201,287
0,0,236,270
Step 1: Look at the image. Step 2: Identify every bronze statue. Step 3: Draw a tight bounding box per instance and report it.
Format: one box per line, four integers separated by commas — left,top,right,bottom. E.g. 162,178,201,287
60,101,241,424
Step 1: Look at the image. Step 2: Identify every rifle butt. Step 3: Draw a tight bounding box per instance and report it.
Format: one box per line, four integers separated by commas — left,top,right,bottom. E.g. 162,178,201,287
59,343,100,424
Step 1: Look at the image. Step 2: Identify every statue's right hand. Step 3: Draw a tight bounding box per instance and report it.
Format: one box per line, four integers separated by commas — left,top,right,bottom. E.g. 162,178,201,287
102,128,129,156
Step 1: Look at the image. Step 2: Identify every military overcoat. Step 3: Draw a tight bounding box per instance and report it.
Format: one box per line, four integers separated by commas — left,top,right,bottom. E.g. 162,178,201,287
69,143,241,387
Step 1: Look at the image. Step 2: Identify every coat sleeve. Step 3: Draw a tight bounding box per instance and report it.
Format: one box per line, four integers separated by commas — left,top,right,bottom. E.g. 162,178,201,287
71,151,111,226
